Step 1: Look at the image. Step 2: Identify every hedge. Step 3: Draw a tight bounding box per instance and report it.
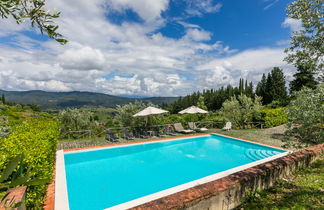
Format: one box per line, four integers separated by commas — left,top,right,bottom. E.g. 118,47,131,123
257,108,288,128
0,118,59,208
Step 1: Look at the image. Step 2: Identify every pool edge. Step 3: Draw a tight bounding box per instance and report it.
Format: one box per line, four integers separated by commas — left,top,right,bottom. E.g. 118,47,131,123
54,150,69,210
64,133,210,154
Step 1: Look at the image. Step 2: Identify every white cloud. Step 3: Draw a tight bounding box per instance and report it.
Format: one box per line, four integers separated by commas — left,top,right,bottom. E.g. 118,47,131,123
276,39,290,46
263,0,279,10
0,0,295,97
185,0,222,16
282,17,303,32
196,48,295,90
107,0,169,22
177,21,200,29
58,46,105,70
183,29,211,41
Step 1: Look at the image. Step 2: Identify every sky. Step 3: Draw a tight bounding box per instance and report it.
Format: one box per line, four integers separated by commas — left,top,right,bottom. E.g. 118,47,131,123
0,0,301,96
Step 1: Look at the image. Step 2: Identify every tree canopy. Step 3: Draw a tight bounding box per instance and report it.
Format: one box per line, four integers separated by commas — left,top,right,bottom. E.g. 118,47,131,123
286,84,324,144
256,67,288,105
0,0,67,44
166,78,257,113
284,0,324,74
221,94,262,128
290,64,319,93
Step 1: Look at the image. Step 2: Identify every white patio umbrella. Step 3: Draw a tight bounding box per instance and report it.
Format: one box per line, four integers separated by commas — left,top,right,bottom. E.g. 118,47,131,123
133,106,169,127
178,106,208,114
133,106,169,117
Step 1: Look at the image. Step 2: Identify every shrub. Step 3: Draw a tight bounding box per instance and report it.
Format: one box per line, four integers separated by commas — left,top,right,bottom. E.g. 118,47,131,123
286,85,324,144
59,108,94,139
113,102,147,127
203,112,225,123
157,114,188,125
221,94,262,128
0,118,59,208
256,108,288,128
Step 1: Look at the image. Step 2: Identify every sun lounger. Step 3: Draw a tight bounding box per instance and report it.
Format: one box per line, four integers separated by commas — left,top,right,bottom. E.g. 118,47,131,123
122,128,135,140
106,129,119,142
164,125,177,136
139,131,150,139
188,122,208,132
152,128,167,137
173,123,195,134
134,130,149,139
222,122,232,131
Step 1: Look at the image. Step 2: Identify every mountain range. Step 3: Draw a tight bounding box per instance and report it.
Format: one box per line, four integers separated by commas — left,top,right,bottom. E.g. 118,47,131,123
0,90,179,110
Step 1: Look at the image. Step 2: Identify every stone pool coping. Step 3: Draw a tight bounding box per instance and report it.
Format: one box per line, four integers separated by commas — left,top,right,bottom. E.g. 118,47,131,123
48,133,293,210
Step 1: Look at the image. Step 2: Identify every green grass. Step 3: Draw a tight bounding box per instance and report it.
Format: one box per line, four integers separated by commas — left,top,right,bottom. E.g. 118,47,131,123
213,128,286,148
237,155,324,209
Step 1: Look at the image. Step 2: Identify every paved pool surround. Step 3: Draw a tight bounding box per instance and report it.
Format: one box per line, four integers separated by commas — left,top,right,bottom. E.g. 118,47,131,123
44,134,324,210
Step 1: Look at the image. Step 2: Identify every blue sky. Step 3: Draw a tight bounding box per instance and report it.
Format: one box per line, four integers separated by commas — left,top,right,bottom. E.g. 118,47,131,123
0,0,300,96
159,0,294,50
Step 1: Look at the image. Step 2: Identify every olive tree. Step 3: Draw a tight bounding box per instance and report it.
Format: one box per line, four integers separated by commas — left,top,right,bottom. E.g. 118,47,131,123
221,94,262,128
113,101,147,127
286,84,324,144
0,0,66,44
59,108,94,138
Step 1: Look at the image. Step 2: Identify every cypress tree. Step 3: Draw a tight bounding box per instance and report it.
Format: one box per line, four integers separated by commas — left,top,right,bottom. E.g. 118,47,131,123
270,67,287,104
264,73,273,104
290,64,318,93
256,74,267,104
1,94,5,104
247,82,254,98
239,78,244,94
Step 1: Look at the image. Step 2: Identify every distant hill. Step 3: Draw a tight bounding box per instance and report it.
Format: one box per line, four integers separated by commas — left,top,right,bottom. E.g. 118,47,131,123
0,90,179,110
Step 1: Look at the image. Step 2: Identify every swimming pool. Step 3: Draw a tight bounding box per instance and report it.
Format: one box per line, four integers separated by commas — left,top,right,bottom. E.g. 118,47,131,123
55,134,289,210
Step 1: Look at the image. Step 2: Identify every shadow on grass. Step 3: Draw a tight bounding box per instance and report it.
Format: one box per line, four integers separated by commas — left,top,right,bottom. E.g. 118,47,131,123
271,133,289,140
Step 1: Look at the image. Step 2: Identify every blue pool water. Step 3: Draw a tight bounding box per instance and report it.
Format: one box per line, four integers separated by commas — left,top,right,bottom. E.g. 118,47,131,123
64,134,286,210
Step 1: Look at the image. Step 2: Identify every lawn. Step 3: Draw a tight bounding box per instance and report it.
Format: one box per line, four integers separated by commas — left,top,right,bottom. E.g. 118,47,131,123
213,125,288,148
236,155,324,209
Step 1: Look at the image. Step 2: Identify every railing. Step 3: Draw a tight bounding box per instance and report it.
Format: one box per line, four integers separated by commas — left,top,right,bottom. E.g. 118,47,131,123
61,121,264,140
58,121,266,150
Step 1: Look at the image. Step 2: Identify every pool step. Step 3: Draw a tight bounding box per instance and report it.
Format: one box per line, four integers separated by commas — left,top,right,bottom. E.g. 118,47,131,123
245,149,278,161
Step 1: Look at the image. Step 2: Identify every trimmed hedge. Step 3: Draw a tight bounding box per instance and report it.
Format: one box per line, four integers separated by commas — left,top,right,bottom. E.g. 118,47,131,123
0,118,59,208
257,108,288,128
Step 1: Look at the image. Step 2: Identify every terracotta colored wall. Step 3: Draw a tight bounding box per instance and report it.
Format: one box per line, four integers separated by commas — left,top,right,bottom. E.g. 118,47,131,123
0,186,27,210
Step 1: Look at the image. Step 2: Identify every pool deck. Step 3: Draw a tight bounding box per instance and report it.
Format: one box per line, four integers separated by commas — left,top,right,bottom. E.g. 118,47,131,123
46,133,292,210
